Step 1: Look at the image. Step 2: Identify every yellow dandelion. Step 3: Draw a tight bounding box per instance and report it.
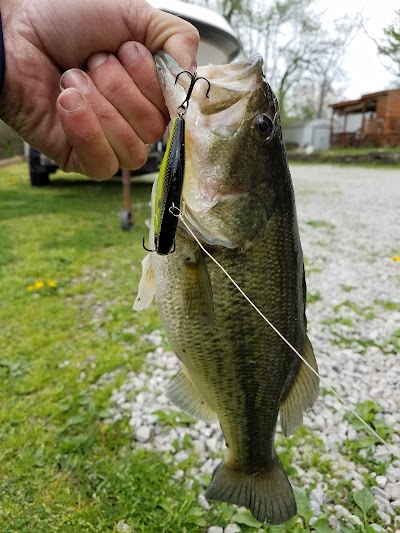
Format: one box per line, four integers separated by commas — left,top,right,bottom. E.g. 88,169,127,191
34,281,45,289
47,280,57,288
27,285,36,291
392,256,400,262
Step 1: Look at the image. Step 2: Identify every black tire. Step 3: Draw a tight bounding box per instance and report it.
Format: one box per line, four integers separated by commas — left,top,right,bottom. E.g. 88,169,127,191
120,211,134,231
29,147,51,186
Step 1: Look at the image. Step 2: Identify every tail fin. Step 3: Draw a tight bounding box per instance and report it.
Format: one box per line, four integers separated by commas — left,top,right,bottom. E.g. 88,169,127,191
205,456,296,525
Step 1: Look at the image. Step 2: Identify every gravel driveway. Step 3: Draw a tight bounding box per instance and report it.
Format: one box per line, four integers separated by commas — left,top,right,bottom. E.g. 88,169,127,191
108,165,400,531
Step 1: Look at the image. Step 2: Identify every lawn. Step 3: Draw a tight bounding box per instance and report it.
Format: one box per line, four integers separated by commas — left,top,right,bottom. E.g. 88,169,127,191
0,163,398,532
0,164,202,532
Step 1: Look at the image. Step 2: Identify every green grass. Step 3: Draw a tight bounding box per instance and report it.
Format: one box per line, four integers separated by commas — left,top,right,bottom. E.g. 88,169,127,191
0,164,206,531
288,146,400,168
320,147,400,156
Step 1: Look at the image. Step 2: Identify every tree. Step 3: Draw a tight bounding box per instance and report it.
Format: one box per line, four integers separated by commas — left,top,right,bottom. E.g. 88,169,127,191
209,0,326,119
299,15,361,118
187,0,359,120
378,10,400,79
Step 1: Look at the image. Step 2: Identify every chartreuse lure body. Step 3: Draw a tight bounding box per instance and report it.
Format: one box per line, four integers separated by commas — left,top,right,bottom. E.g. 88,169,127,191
153,116,185,255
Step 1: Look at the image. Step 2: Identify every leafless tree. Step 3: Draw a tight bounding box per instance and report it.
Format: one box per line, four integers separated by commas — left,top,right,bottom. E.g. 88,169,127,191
185,0,360,120
377,10,400,80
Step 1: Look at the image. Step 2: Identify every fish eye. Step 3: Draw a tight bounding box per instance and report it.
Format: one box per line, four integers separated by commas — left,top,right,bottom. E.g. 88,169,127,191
253,114,274,141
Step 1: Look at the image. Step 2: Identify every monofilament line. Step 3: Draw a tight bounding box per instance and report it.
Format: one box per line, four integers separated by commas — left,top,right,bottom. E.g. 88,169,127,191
169,205,399,459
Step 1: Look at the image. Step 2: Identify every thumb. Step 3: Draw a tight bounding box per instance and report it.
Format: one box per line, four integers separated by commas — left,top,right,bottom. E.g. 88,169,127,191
142,6,199,70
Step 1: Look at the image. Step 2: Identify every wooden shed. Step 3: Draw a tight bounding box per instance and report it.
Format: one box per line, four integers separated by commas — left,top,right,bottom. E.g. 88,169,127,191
330,89,400,148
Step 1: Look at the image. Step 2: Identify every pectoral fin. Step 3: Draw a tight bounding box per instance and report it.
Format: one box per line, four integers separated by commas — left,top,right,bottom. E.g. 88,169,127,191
182,255,214,324
279,335,319,436
167,365,217,423
133,254,155,311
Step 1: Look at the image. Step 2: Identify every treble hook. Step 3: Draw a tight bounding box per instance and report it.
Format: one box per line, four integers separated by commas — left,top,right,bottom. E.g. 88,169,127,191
175,70,211,114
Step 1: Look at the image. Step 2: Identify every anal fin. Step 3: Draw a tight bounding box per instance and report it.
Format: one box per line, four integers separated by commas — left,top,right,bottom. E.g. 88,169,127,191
279,335,319,437
167,365,217,423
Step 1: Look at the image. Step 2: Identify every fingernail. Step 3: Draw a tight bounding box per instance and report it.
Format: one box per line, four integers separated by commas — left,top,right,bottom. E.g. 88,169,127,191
87,52,108,71
59,88,84,112
60,69,89,92
118,42,138,67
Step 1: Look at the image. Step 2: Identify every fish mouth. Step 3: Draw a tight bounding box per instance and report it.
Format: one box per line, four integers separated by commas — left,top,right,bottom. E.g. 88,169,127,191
154,52,264,118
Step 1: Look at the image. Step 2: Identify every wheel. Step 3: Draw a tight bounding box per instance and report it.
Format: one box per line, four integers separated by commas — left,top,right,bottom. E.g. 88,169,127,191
29,147,50,186
120,210,134,231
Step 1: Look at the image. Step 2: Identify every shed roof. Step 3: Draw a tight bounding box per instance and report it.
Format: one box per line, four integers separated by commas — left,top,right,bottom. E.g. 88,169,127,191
330,89,400,114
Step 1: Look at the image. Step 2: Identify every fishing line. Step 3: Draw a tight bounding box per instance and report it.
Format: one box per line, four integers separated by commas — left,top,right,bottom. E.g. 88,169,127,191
169,205,399,460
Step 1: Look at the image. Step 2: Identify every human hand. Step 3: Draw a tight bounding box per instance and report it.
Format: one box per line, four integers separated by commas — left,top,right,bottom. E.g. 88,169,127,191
0,0,199,178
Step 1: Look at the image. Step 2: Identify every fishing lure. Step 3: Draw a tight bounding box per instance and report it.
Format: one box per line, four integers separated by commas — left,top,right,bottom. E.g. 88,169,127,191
144,71,210,255
152,114,185,255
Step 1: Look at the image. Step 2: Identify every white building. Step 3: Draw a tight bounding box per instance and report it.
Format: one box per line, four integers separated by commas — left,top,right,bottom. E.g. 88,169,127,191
283,119,331,151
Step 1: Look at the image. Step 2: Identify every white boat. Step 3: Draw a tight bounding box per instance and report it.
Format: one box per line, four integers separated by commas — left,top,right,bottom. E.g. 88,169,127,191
149,0,241,65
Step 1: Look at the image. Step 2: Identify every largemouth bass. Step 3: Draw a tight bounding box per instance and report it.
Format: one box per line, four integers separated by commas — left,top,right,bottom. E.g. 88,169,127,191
134,52,319,525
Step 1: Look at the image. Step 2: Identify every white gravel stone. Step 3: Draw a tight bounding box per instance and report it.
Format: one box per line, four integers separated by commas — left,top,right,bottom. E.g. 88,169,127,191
328,515,339,529
224,524,241,533
387,465,400,483
58,359,70,368
206,437,220,454
377,511,391,526
334,505,362,526
374,448,392,464
371,486,390,501
198,494,211,510
387,482,400,501
116,520,132,533
134,426,152,443
200,426,214,438
172,469,184,481
310,486,325,508
370,524,386,533
392,498,400,509
174,450,189,463
207,527,224,533
375,475,387,488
